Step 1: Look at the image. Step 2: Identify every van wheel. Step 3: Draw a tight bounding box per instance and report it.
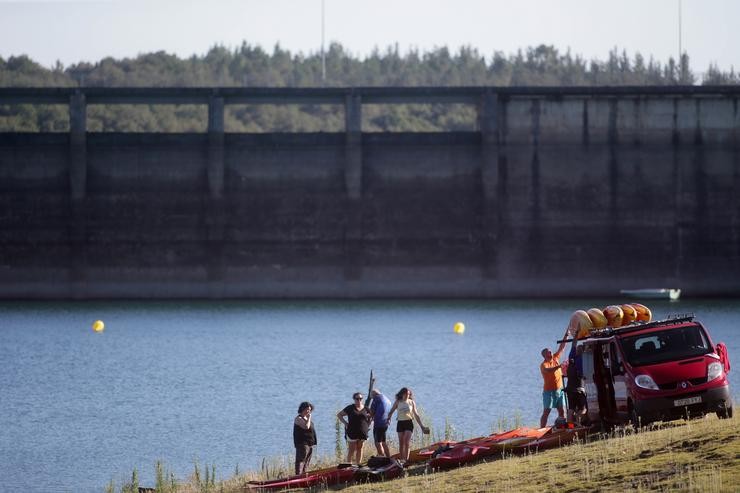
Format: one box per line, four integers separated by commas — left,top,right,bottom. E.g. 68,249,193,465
630,408,651,433
717,404,733,419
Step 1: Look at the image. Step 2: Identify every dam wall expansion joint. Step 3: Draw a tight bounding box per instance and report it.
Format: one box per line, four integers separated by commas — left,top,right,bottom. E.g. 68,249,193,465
1,86,739,298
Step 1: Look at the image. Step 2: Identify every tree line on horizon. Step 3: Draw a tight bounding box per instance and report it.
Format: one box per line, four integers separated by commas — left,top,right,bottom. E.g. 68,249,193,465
1,43,738,132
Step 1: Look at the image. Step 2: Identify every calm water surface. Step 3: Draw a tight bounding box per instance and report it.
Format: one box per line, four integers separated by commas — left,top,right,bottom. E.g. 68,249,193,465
1,299,738,492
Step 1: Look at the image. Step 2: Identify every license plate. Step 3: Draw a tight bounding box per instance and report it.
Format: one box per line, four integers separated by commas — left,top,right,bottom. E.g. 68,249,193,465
674,396,701,407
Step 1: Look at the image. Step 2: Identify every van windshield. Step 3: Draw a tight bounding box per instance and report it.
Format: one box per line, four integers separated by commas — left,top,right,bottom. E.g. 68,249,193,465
619,325,711,367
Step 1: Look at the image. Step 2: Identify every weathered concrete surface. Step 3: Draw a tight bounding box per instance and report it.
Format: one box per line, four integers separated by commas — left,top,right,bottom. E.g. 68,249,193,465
0,87,738,298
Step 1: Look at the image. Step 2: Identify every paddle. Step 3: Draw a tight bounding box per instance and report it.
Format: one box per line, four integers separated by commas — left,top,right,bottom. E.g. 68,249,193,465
364,369,374,408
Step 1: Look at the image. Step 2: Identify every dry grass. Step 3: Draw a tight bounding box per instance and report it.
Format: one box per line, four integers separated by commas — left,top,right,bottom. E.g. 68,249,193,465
345,413,739,493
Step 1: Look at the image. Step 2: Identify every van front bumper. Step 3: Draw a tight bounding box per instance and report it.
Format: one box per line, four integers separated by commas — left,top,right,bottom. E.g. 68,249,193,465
633,384,732,422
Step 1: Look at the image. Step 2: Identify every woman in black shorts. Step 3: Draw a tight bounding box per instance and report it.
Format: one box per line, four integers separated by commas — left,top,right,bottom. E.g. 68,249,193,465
336,392,371,464
386,387,429,463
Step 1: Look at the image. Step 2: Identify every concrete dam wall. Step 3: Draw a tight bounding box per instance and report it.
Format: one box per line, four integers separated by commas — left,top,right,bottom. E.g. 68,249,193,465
1,87,739,298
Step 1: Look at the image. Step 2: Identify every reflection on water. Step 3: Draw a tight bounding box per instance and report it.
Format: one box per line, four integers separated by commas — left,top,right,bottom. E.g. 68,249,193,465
0,299,737,492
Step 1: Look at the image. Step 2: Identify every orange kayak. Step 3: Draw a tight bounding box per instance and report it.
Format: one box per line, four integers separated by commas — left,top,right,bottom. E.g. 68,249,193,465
500,426,584,454
479,427,552,454
428,429,539,469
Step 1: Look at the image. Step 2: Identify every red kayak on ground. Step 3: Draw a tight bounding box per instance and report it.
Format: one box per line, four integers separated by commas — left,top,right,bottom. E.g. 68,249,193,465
428,441,491,470
429,425,581,469
427,431,514,470
246,464,356,490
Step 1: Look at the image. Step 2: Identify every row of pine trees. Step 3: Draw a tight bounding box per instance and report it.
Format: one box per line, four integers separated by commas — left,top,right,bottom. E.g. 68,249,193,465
1,43,738,132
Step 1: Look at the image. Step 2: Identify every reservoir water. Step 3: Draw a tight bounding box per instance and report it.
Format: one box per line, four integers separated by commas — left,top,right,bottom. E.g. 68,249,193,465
1,299,738,492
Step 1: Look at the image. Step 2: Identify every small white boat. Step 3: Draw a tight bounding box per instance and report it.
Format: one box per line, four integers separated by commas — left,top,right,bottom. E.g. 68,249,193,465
620,288,681,300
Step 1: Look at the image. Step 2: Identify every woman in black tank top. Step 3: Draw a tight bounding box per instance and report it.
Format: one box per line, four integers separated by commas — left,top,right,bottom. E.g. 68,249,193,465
293,402,316,475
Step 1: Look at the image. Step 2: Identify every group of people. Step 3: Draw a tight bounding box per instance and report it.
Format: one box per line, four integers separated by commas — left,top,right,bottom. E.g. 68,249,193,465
293,387,429,475
539,326,588,428
293,332,582,477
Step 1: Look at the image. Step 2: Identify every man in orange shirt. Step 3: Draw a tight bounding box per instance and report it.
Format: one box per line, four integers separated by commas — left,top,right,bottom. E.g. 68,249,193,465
540,327,570,428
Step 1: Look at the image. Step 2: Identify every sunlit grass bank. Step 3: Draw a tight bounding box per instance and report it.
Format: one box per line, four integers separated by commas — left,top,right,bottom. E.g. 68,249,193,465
109,412,738,492
348,413,739,493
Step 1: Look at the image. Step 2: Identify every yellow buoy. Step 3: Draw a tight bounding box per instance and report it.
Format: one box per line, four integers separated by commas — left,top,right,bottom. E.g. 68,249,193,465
92,320,105,333
453,322,465,334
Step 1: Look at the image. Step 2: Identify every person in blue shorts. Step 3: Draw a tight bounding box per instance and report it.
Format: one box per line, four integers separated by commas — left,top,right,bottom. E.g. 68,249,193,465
540,326,570,428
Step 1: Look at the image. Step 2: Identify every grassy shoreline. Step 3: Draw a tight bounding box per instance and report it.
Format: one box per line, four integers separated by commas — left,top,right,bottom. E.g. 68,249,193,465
345,413,739,493
114,413,738,492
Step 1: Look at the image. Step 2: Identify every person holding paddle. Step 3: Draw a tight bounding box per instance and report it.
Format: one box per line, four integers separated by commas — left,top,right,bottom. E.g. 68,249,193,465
386,387,429,464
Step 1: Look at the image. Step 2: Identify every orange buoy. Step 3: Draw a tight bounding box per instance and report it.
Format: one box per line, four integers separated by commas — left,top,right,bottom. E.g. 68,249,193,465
621,304,638,326
603,305,624,328
570,310,594,339
632,303,652,322
587,308,608,329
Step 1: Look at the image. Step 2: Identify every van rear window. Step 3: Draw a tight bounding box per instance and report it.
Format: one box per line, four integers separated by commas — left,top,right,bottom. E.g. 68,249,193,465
619,325,711,367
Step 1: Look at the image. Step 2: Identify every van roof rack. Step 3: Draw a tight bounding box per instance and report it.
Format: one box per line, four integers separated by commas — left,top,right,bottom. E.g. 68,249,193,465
559,313,696,343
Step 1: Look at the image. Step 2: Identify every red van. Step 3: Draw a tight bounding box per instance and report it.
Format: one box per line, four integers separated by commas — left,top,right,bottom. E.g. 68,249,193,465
570,315,732,427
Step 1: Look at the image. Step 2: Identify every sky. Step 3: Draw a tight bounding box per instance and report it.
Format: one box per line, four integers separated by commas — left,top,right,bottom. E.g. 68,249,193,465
0,0,738,74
